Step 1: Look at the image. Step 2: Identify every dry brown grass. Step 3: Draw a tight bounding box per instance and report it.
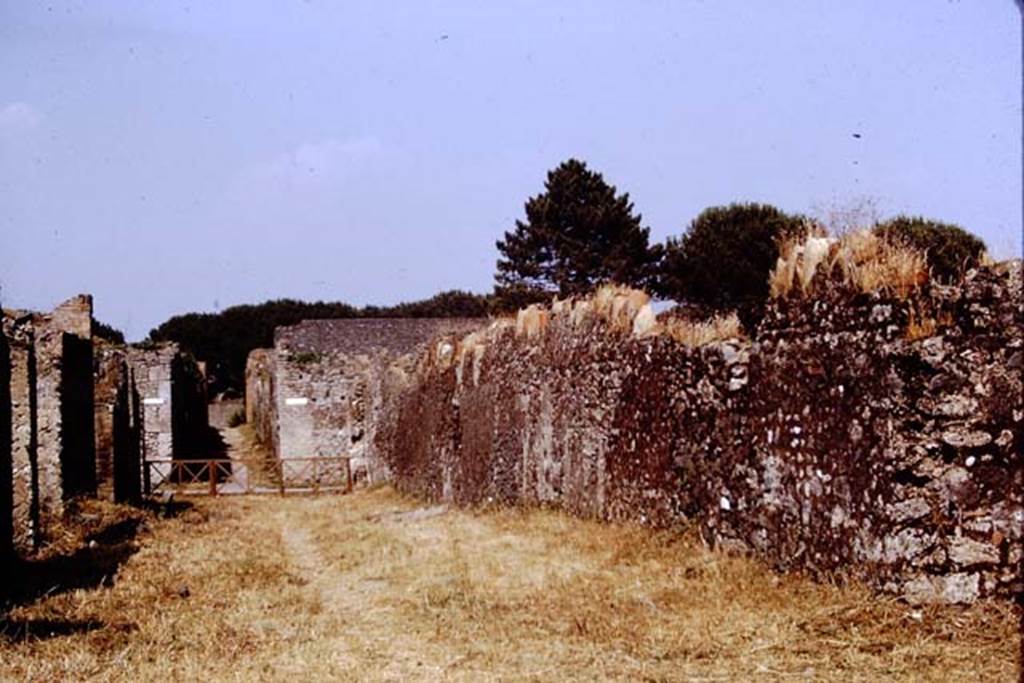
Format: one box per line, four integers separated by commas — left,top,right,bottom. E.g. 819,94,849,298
661,312,745,347
1,488,1018,681
904,309,954,342
771,229,929,299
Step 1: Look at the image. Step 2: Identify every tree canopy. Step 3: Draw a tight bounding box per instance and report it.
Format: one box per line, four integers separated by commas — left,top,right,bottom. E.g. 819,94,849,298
494,159,659,309
91,318,125,344
874,216,987,283
656,203,806,322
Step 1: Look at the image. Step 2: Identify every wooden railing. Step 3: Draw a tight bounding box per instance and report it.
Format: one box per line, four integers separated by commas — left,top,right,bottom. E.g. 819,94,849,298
144,456,353,496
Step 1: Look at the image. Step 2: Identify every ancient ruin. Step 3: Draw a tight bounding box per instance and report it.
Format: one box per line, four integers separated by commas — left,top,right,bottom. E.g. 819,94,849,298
247,318,483,485
1,296,96,550
125,343,208,490
1,262,1020,607
0,298,210,560
93,342,142,503
365,264,1023,604
0,328,11,560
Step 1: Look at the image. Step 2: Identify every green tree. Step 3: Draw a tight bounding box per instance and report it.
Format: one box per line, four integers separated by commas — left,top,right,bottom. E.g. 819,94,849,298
874,216,986,283
657,203,806,319
494,159,659,307
91,318,125,344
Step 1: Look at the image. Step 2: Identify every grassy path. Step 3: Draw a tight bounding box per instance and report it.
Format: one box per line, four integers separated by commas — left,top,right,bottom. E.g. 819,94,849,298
0,487,1018,681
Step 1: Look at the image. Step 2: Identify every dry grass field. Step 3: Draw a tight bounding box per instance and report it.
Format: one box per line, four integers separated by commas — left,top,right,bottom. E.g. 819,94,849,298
0,487,1019,682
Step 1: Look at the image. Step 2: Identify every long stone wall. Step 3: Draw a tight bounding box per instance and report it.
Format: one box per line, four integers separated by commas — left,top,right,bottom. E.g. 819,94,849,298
374,264,1022,604
0,327,11,560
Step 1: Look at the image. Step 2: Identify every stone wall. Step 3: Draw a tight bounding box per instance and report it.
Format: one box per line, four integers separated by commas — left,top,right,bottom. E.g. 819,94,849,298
126,343,208,492
375,264,1022,604
51,296,97,499
245,348,276,453
1,297,212,555
0,326,11,560
3,314,37,553
94,343,142,503
208,397,243,430
1,295,97,550
246,318,483,484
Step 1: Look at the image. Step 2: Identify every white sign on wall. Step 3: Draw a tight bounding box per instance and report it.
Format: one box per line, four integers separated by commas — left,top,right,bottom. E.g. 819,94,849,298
285,397,309,406
142,398,165,405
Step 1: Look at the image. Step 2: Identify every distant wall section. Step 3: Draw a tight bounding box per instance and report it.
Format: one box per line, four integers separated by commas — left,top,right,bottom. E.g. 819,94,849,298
246,318,483,484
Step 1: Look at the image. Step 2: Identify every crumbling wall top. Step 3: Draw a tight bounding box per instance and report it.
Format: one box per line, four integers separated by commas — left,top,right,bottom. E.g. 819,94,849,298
275,318,486,357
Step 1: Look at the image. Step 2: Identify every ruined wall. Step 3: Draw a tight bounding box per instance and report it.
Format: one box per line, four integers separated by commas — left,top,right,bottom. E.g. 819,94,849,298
126,344,208,494
208,397,243,430
376,264,1022,604
247,318,483,484
1,295,97,550
128,345,177,463
0,326,12,560
245,348,276,452
3,315,38,552
94,343,142,503
127,344,207,466
51,295,97,499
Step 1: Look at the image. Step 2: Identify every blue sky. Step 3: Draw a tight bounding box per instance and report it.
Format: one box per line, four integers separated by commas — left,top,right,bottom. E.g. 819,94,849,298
1,2,1020,340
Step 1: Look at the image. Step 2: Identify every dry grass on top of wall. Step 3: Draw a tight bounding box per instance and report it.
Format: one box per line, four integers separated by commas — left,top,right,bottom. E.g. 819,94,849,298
771,229,929,299
510,285,744,348
661,311,746,346
0,488,1017,681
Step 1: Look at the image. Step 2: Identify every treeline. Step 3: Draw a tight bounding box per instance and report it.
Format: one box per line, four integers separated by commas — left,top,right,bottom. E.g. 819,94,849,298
148,291,490,395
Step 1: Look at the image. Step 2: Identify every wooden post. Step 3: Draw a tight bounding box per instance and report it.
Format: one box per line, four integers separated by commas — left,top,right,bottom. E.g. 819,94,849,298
209,460,217,496
345,457,353,494
278,459,285,497
313,458,319,495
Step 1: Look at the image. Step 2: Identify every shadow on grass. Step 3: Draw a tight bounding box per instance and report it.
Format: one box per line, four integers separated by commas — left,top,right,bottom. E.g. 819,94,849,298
0,499,194,611
0,617,107,643
2,534,140,609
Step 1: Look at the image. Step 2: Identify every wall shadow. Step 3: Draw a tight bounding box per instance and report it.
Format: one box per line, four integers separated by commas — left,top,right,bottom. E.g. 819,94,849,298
0,500,191,610
0,617,107,643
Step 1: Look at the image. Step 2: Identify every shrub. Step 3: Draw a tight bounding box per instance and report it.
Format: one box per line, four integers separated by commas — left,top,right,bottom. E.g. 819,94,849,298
91,318,125,344
873,216,986,283
656,203,807,325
